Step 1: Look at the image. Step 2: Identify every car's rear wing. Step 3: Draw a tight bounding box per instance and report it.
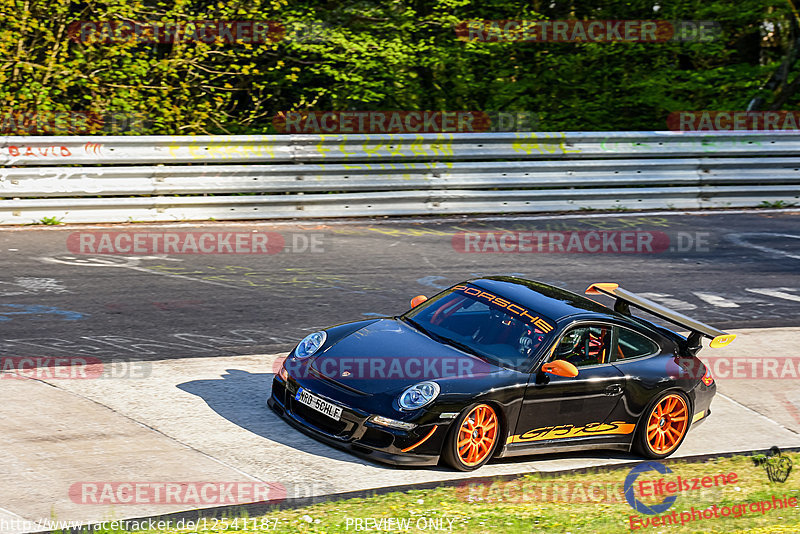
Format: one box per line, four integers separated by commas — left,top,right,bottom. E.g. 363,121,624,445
585,283,735,352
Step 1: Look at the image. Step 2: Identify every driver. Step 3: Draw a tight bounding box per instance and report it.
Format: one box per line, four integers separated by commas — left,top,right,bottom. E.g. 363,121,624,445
518,328,546,357
556,327,609,365
473,308,518,344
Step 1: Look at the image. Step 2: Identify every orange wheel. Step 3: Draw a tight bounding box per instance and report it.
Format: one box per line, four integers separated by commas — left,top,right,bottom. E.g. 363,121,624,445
443,404,499,470
642,393,689,457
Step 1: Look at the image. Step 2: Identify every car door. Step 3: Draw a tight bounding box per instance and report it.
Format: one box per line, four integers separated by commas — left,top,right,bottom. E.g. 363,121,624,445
608,324,672,420
509,322,631,449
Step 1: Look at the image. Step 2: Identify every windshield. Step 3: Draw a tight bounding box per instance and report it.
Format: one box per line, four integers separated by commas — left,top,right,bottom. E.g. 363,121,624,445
402,284,556,372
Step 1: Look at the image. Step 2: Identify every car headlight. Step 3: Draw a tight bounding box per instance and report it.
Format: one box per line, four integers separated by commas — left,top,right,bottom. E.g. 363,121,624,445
295,331,327,359
398,381,440,411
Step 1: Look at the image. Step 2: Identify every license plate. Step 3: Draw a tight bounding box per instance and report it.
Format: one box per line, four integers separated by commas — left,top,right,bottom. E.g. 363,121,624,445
295,387,343,421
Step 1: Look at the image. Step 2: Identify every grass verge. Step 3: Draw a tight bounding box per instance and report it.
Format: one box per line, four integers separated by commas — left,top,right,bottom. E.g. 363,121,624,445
57,452,799,534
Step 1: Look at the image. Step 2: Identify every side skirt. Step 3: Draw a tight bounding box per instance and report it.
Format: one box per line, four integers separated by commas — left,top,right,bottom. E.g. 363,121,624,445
496,440,632,458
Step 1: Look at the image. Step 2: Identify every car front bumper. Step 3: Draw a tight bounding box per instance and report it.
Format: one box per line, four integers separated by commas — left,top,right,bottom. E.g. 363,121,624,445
268,376,444,467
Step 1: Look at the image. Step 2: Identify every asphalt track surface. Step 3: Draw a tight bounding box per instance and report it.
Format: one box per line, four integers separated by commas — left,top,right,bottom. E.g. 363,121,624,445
1,209,799,532
0,209,799,362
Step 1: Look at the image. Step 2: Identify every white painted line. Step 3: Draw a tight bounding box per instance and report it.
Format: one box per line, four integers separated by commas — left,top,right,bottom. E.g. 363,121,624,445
0,506,29,522
726,232,800,260
4,208,798,231
0,509,46,534
38,255,253,291
746,287,800,303
638,292,697,311
692,292,740,308
717,393,798,435
423,208,798,225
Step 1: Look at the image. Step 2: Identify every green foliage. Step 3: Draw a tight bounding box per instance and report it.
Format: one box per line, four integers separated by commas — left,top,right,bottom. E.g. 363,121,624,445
0,0,798,134
33,216,63,225
759,199,796,207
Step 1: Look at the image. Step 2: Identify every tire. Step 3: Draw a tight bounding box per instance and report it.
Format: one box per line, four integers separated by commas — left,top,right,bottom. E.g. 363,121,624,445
442,403,500,471
633,391,691,459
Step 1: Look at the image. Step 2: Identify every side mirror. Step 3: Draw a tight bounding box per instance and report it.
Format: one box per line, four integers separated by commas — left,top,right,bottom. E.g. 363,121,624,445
410,295,428,308
542,359,579,378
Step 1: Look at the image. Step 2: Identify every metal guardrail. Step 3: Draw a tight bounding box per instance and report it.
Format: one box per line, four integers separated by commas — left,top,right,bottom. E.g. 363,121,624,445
0,132,798,224
2,131,800,165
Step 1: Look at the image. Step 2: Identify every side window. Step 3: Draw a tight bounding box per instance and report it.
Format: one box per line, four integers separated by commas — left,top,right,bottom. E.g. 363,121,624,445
551,325,611,368
613,327,660,362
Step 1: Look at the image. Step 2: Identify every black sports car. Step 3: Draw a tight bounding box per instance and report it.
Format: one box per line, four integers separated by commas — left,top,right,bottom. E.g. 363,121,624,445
269,277,734,471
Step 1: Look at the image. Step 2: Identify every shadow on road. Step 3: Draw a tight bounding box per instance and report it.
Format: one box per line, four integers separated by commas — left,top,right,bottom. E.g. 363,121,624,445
176,368,643,474
177,368,400,469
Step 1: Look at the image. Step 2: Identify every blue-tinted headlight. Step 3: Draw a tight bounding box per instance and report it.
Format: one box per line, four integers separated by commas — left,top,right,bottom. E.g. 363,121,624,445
398,381,440,410
295,331,327,359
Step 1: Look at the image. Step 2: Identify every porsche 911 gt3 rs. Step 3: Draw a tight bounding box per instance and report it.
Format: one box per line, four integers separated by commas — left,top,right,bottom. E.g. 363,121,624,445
268,277,733,471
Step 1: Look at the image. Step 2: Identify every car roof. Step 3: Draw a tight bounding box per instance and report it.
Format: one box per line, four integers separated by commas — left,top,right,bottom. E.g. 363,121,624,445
468,276,639,325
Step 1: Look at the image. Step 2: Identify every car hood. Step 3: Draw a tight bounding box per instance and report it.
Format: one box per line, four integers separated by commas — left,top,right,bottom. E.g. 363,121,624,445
309,318,503,395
